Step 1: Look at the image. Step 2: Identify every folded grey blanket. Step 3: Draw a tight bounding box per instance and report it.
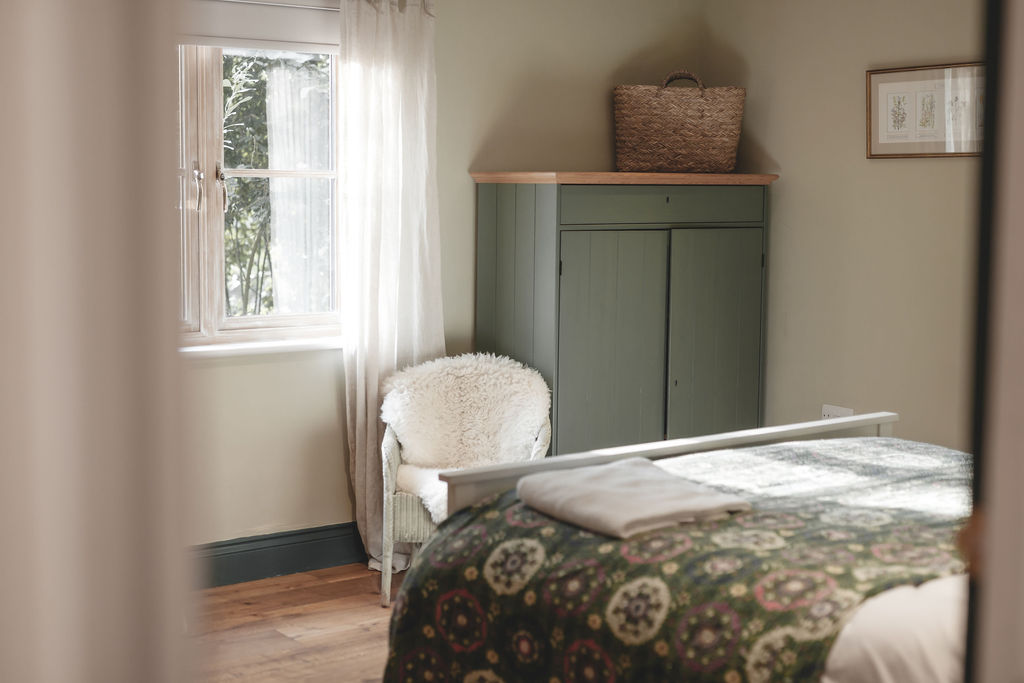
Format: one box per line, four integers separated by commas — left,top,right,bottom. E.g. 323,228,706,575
516,457,751,538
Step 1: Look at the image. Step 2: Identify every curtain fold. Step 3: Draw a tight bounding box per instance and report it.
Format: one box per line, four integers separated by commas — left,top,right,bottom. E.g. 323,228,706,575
339,0,446,570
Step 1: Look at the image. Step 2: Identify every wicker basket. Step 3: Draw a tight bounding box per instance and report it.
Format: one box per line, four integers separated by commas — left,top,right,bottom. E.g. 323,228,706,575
613,70,745,173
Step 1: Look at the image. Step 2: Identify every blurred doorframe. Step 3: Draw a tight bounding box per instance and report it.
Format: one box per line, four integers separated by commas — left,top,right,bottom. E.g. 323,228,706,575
967,0,1024,680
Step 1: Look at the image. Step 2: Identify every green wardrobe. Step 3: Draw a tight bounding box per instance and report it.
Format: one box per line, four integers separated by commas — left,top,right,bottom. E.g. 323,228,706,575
473,172,777,455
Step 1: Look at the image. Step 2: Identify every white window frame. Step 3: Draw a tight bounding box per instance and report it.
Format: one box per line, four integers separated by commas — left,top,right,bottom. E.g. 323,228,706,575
179,43,341,346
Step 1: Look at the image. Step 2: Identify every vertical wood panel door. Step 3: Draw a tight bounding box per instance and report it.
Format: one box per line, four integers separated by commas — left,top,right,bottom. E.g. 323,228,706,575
667,228,763,438
557,230,669,453
479,184,539,362
492,184,536,360
475,183,559,390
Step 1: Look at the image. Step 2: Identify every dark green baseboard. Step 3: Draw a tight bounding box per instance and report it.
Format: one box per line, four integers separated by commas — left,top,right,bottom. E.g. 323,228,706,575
195,522,367,587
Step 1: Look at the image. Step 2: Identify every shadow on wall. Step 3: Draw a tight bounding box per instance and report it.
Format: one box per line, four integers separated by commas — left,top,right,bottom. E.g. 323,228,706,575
689,16,779,174
470,18,710,172
470,12,778,174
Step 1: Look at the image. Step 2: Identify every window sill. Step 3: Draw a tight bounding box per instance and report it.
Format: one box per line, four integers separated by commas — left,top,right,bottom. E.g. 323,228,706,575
179,336,343,359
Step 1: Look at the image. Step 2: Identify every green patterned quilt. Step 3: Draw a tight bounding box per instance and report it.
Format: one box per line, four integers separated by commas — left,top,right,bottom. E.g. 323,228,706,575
384,437,970,682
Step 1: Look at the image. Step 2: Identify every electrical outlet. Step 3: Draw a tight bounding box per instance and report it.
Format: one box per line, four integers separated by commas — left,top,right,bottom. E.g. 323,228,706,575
822,403,854,419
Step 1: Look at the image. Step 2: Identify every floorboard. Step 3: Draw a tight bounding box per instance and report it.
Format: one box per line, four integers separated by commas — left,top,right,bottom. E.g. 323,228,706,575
195,564,402,682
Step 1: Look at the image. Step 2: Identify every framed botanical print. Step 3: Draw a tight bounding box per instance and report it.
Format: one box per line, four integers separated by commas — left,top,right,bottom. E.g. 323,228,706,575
867,62,984,158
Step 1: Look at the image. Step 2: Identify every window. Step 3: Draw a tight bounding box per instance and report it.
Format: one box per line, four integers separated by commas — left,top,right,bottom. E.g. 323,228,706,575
178,45,339,345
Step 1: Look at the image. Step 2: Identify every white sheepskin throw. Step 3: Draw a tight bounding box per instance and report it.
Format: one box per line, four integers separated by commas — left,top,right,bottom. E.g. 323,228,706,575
395,464,448,523
381,353,551,470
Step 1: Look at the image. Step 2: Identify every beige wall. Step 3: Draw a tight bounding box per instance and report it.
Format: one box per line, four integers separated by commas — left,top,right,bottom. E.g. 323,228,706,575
190,0,981,544
438,0,982,449
698,0,981,449
185,351,353,545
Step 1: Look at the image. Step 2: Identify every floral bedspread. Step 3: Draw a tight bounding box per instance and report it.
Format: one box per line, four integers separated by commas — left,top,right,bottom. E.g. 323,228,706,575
384,437,970,682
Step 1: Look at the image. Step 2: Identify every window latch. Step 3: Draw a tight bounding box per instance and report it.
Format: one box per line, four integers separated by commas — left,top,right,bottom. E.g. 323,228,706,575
215,161,228,214
192,161,204,212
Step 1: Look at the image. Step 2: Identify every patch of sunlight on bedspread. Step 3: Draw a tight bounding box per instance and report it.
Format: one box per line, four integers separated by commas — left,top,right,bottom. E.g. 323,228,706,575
654,437,971,519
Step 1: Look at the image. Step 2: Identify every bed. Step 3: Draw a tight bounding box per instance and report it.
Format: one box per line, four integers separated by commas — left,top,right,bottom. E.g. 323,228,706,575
383,413,971,682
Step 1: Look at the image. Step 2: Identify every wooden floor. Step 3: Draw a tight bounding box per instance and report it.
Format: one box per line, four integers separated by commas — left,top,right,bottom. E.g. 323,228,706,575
195,564,402,682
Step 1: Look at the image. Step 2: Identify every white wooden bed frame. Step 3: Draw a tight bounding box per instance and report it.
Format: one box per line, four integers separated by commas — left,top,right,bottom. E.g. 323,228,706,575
441,412,898,515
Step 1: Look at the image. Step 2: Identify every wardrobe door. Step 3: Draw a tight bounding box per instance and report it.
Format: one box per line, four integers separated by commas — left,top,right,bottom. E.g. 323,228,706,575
667,228,763,438
556,229,669,454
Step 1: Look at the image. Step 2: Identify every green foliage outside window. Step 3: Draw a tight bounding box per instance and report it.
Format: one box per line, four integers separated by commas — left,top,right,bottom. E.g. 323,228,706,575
223,54,273,316
221,52,331,317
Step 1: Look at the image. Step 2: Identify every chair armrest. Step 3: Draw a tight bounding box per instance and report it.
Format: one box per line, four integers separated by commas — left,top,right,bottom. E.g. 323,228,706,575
529,417,552,461
382,425,402,495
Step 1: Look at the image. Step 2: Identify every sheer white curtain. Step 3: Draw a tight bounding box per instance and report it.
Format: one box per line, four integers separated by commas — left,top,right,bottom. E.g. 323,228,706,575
267,61,332,314
338,0,446,570
0,0,187,680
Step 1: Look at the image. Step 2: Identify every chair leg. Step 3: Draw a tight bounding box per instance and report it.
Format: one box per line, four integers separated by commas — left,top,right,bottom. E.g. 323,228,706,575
381,527,393,608
380,554,393,607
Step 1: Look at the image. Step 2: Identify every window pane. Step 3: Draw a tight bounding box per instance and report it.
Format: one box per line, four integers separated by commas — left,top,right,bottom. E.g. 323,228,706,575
177,45,198,330
177,46,185,170
179,176,188,322
178,48,187,322
224,176,333,317
222,49,332,171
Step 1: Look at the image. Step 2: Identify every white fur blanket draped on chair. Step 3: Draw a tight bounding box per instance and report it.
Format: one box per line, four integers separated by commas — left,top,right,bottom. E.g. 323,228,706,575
381,353,552,522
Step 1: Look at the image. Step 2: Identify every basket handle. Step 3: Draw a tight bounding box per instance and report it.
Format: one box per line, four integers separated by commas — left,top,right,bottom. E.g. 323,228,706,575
661,70,706,90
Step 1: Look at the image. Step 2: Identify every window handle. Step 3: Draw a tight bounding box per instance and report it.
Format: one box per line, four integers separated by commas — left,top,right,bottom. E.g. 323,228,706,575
192,161,205,212
216,161,228,213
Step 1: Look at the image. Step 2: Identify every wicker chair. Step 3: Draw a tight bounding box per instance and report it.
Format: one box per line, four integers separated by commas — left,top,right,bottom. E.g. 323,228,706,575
379,353,551,606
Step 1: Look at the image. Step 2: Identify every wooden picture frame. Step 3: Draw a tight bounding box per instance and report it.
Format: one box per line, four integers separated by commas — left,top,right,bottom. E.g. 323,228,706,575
867,62,984,158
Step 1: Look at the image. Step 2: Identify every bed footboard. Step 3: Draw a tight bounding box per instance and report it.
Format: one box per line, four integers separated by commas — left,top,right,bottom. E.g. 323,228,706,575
440,412,899,515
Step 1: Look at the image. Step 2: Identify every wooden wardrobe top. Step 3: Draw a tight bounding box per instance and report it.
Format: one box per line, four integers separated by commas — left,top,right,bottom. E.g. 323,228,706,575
469,172,779,185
